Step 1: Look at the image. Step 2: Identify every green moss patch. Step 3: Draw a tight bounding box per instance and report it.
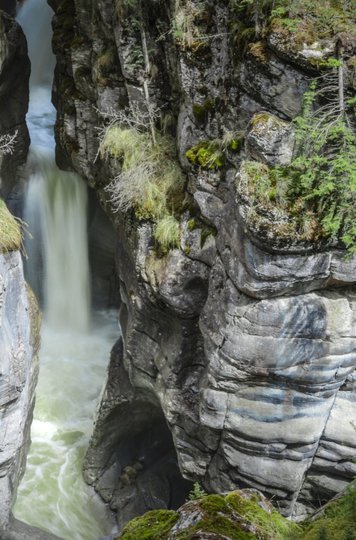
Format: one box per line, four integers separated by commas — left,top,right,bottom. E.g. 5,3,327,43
115,486,356,540
117,509,179,540
176,491,298,540
118,491,298,540
297,485,356,540
0,199,21,253
186,140,225,169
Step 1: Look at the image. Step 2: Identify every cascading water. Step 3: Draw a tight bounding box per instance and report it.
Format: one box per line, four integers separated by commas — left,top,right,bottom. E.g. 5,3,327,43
25,168,91,332
14,1,117,538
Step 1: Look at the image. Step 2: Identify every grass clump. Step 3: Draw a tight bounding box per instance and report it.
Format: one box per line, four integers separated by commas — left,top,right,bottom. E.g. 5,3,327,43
154,214,181,251
101,125,185,252
0,200,21,253
117,509,179,540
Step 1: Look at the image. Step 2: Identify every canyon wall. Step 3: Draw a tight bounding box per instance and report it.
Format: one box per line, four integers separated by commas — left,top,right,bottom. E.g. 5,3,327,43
49,0,356,525
0,9,29,199
0,204,43,538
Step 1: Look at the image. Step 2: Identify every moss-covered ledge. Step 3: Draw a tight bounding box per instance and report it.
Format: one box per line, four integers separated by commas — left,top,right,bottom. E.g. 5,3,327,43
114,485,356,540
0,199,21,253
115,489,299,540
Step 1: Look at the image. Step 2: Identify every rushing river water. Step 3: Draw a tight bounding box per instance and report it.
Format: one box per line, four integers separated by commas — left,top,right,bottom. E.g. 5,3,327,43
13,1,118,538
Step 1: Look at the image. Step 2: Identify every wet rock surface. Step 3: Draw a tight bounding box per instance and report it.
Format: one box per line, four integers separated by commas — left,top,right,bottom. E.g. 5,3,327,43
49,0,356,525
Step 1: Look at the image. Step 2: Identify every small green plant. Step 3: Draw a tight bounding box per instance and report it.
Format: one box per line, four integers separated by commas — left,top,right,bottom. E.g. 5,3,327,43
188,482,208,500
239,65,356,254
230,1,355,55
317,527,329,540
154,214,181,251
186,140,225,169
186,131,242,170
269,0,355,46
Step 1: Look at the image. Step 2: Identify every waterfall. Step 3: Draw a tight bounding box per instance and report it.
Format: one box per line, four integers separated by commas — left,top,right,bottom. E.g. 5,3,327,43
19,0,91,331
14,1,117,538
25,167,90,332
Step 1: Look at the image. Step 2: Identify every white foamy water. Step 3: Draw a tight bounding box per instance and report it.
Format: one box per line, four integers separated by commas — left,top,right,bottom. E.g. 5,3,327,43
25,168,91,332
14,313,118,540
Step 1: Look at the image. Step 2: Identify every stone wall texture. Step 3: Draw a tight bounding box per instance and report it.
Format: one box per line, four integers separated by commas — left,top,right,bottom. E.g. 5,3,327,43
0,250,40,530
49,0,356,524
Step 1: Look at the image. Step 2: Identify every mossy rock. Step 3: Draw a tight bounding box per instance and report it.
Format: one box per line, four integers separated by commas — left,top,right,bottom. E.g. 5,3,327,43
117,509,179,540
0,199,21,252
115,489,299,540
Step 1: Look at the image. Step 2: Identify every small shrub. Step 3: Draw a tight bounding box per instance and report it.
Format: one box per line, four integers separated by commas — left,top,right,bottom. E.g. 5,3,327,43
188,482,207,500
238,73,356,254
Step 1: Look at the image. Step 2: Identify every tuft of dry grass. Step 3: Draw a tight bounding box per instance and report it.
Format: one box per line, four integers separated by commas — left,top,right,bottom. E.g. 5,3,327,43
0,199,22,253
102,125,185,251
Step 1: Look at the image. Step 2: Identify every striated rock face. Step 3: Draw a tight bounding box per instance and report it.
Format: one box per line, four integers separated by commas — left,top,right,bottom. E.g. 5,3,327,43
0,9,30,198
0,248,40,531
50,0,356,524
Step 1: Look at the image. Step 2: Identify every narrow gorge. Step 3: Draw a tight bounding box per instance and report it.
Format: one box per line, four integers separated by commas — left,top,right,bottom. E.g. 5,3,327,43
0,0,355,539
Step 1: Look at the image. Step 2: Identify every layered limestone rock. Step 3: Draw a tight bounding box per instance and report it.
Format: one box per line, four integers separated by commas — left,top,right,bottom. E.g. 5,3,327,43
0,9,30,198
49,0,356,524
0,213,40,535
